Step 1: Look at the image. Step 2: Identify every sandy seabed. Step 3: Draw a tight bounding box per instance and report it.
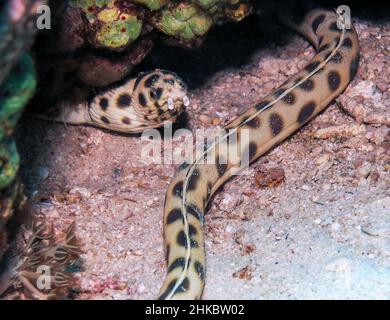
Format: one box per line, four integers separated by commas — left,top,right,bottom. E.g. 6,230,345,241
14,12,390,299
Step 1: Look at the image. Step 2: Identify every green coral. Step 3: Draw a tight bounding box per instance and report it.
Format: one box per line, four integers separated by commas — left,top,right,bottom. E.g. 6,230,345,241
69,0,113,22
157,3,213,41
69,0,144,48
0,139,19,190
69,0,111,8
0,54,36,189
66,0,252,48
134,0,169,11
96,15,142,48
195,0,221,9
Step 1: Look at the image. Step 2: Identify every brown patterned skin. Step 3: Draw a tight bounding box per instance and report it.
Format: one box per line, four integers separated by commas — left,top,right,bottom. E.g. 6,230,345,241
158,9,360,300
46,70,189,133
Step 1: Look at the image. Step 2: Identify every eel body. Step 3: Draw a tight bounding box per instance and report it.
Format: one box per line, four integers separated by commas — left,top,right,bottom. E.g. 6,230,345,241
158,8,360,300
36,7,360,301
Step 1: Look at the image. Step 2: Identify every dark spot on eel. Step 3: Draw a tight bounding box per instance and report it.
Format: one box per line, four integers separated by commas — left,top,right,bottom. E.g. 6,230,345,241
327,71,341,91
194,261,205,281
216,155,227,176
155,87,164,100
172,181,183,197
178,162,190,171
305,61,321,73
117,93,132,108
133,73,146,90
269,113,284,136
157,279,176,300
144,74,160,88
299,79,315,91
246,116,261,128
122,117,131,125
282,92,296,105
255,100,270,111
175,277,190,293
319,43,330,52
100,116,109,124
247,142,258,161
166,208,183,224
298,101,316,124
167,257,186,273
342,37,353,48
187,169,200,191
99,97,109,111
165,245,170,262
311,14,325,33
177,228,198,248
274,88,285,97
330,51,343,64
312,14,325,33
139,92,147,107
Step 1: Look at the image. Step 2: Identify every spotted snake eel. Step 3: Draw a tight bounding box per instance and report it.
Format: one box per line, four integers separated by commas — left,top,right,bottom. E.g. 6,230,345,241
44,8,360,300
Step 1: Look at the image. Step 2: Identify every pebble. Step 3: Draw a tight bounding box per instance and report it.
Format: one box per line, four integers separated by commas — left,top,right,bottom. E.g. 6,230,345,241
199,114,221,126
357,163,371,178
325,258,353,273
36,166,49,180
302,184,311,191
137,284,146,293
331,222,341,231
199,114,212,124
322,183,332,191
31,190,39,201
116,282,128,290
370,171,380,182
70,187,91,198
360,224,388,237
254,167,286,189
225,225,234,233
349,80,381,99
315,153,331,166
212,118,221,125
321,216,333,226
359,144,375,152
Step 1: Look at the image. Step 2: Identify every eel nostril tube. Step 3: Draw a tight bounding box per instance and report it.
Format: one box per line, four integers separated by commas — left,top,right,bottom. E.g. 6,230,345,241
183,96,190,107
